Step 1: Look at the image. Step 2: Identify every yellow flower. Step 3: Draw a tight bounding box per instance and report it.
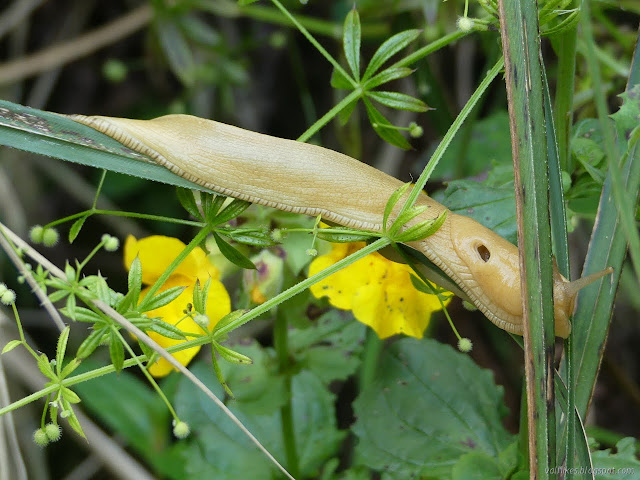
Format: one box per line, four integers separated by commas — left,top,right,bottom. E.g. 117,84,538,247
124,235,231,377
308,242,451,339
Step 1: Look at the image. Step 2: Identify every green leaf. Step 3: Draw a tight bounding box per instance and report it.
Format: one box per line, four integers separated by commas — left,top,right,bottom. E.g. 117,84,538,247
55,326,70,376
452,452,510,480
72,360,170,466
37,353,55,379
436,167,518,244
175,362,344,477
0,100,214,192
149,319,189,340
383,182,411,232
388,204,428,237
176,187,202,220
138,286,186,312
367,91,429,112
65,408,87,439
289,310,367,384
363,29,422,81
226,228,277,247
70,306,106,324
214,343,253,365
201,192,225,222
109,330,125,373
92,273,115,306
68,215,88,243
337,97,359,125
214,198,251,225
212,232,256,269
192,278,210,314
60,358,81,379
212,309,248,338
343,8,361,80
61,387,81,404
330,67,354,90
128,257,143,307
591,437,640,477
1,339,22,355
316,228,375,243
363,99,411,150
156,16,196,87
77,327,108,359
364,67,414,89
394,210,447,242
353,338,514,478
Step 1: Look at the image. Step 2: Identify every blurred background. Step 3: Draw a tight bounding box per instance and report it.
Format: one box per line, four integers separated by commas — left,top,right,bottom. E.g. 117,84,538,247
0,1,639,478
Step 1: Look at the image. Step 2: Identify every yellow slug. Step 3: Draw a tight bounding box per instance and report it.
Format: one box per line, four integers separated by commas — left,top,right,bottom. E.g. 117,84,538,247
69,113,612,338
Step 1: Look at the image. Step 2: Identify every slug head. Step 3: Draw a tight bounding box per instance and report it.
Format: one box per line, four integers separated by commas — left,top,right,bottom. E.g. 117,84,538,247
448,214,612,338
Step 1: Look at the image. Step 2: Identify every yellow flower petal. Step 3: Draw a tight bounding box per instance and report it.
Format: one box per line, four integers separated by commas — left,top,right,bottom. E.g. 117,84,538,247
142,276,231,377
309,240,451,339
124,235,219,285
309,242,385,310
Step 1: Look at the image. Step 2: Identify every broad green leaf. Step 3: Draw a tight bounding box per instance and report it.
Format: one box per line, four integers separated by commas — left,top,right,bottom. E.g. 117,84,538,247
289,310,367,384
343,8,361,80
364,67,414,90
363,99,411,150
353,338,514,478
436,167,518,245
175,362,344,477
367,91,429,112
73,360,170,466
591,437,640,478
362,29,421,81
212,232,256,270
0,100,214,192
427,110,512,180
452,452,508,480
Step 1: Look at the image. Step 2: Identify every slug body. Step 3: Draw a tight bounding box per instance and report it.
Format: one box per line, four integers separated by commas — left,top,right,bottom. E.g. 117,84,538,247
70,113,604,338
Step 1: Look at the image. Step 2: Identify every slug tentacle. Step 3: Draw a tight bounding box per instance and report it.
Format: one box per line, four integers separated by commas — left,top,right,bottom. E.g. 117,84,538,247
69,113,613,338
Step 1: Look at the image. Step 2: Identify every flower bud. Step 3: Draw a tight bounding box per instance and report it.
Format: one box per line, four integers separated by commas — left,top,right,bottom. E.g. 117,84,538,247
173,420,190,439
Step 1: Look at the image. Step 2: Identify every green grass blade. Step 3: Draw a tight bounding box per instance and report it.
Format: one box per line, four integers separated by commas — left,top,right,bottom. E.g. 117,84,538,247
498,0,556,477
0,100,214,193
